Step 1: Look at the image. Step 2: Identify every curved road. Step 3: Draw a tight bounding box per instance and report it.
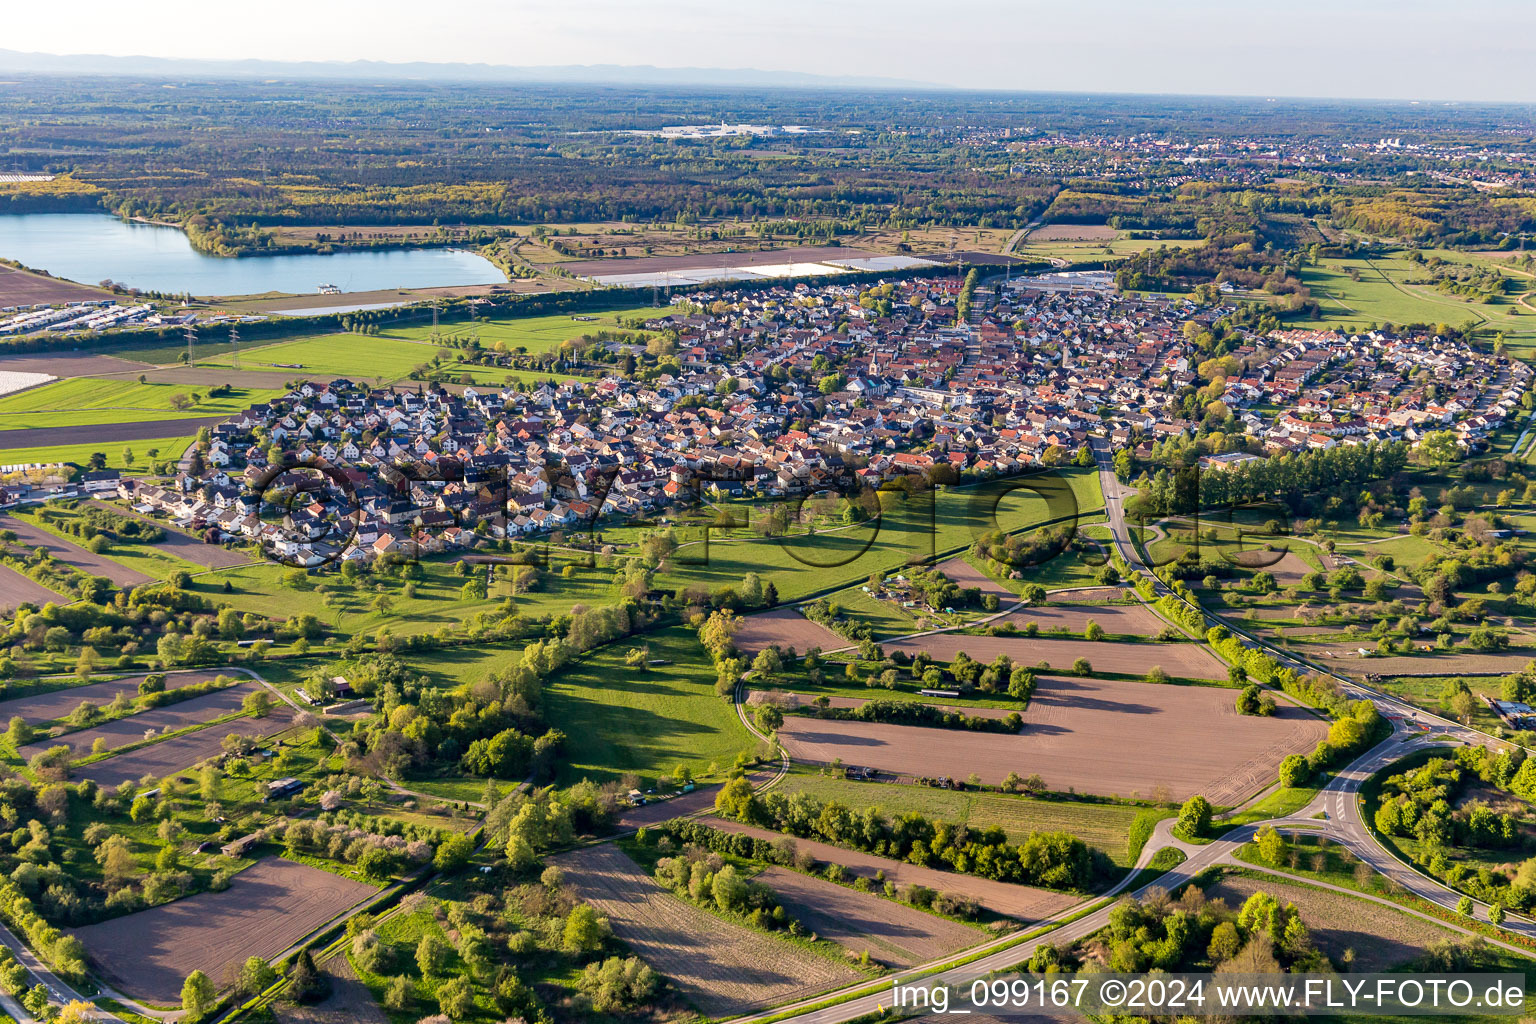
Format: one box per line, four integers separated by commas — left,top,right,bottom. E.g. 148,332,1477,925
718,444,1534,1024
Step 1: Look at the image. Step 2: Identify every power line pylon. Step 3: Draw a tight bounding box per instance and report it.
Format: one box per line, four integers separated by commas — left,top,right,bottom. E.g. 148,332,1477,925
229,322,241,370
183,322,198,366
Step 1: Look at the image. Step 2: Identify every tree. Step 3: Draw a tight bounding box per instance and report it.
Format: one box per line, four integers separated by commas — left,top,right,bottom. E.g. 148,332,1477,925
710,864,747,910
357,845,399,883
238,956,277,996
416,933,450,976
753,704,783,734
1456,895,1474,917
433,833,475,873
243,689,273,718
578,956,656,1012
563,903,607,953
436,976,474,1020
182,969,217,1019
1278,754,1309,788
1254,825,1287,866
1177,794,1212,839
1417,430,1461,468
1449,689,1477,724
714,776,756,820
504,835,536,870
58,1001,96,1024
287,949,328,1003
1489,903,1506,926
98,835,136,886
384,975,411,1010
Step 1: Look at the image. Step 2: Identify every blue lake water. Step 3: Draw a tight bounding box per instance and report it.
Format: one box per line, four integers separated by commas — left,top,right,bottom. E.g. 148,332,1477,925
0,213,506,297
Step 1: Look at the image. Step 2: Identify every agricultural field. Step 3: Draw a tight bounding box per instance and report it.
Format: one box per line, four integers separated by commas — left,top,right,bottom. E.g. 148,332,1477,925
0,434,195,471
0,264,112,305
1015,234,1196,265
543,626,755,786
1286,642,1536,678
72,858,377,1002
0,512,155,586
1206,872,1460,972
18,679,256,760
549,843,859,1017
196,333,474,383
639,467,1105,608
753,865,982,967
1294,250,1536,357
876,634,1228,680
74,700,296,788
0,669,224,726
0,564,64,608
383,305,662,354
0,378,283,431
770,772,1149,866
275,954,387,1024
702,817,1082,919
774,674,1326,805
732,607,850,653
991,599,1169,637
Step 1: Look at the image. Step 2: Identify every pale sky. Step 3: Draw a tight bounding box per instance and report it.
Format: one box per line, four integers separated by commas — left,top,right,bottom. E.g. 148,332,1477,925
8,0,1536,102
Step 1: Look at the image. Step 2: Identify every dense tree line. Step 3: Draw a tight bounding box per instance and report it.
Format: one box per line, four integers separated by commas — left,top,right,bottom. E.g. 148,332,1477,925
713,777,1102,890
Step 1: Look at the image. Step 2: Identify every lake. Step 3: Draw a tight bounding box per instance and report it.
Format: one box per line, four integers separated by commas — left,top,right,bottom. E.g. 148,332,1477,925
0,213,507,297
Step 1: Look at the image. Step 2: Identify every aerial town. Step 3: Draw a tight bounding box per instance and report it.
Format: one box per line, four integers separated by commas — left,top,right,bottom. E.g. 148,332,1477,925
3,38,1536,1024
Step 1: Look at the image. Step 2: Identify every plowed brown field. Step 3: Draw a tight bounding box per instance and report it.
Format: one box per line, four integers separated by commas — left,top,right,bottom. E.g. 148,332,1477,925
775,674,1324,805
994,602,1166,636
877,634,1228,680
0,565,64,610
73,859,375,1002
549,843,857,1016
754,865,982,966
75,702,295,788
0,670,222,725
733,607,849,653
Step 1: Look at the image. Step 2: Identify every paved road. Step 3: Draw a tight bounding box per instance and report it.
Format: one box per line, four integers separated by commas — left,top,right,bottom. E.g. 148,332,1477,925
724,448,1534,1024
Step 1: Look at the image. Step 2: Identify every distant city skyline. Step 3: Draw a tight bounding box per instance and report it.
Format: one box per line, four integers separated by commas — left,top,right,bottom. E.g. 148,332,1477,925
6,0,1536,103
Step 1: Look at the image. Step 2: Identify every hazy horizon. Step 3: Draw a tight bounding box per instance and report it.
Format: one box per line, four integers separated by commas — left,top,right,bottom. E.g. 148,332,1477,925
6,0,1536,104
